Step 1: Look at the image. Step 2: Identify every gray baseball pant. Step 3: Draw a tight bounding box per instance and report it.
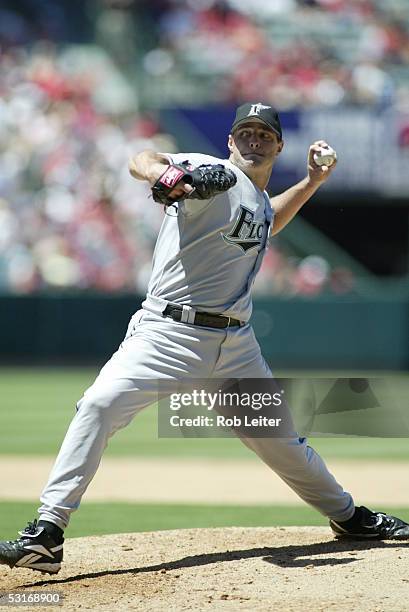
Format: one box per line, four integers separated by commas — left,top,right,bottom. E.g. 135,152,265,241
38,309,354,529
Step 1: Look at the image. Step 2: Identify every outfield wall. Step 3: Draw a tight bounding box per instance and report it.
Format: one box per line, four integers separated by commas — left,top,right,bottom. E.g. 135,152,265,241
1,295,407,369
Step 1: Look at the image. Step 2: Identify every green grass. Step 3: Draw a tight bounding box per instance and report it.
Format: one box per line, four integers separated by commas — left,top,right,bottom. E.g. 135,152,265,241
2,501,409,539
0,367,408,460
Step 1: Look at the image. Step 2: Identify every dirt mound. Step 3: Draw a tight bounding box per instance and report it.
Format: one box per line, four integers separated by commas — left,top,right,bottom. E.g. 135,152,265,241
1,527,408,611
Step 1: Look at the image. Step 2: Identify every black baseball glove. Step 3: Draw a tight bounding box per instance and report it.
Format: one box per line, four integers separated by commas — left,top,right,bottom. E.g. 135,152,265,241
151,160,237,206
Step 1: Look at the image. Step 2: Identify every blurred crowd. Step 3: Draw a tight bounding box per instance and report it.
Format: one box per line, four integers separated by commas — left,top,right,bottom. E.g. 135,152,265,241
0,44,355,296
0,0,380,296
141,0,409,109
0,44,170,295
2,1,408,110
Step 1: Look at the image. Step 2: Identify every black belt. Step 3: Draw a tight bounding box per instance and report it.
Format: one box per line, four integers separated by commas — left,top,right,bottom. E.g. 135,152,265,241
163,305,243,329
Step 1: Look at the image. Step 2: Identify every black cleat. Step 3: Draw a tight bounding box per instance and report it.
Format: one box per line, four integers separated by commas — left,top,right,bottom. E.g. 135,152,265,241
330,506,409,540
0,519,63,574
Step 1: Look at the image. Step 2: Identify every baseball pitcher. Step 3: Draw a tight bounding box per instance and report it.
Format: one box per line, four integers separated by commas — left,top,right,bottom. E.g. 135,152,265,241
1,102,408,575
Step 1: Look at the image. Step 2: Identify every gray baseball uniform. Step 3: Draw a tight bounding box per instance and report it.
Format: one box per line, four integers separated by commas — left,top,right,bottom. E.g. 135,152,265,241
38,153,354,529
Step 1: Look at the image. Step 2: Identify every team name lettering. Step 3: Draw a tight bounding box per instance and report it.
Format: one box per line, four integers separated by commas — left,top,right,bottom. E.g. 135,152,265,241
222,205,265,252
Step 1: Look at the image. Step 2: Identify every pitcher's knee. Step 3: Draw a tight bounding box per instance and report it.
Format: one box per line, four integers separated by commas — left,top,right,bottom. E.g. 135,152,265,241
75,392,120,430
77,385,141,434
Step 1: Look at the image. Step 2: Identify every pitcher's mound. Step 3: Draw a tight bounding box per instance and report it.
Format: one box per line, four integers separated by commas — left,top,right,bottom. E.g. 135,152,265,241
1,527,408,611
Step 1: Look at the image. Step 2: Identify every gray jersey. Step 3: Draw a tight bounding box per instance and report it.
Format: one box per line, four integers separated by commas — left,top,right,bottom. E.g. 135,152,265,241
143,153,273,322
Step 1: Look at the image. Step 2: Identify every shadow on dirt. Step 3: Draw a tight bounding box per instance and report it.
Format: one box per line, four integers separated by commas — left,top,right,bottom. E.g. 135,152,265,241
20,538,409,588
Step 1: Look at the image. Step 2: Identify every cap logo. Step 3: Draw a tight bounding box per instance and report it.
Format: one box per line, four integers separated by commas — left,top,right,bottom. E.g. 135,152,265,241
248,103,271,117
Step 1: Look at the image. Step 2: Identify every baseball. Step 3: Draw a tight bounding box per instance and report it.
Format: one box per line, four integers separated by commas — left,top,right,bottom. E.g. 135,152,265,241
313,145,337,167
